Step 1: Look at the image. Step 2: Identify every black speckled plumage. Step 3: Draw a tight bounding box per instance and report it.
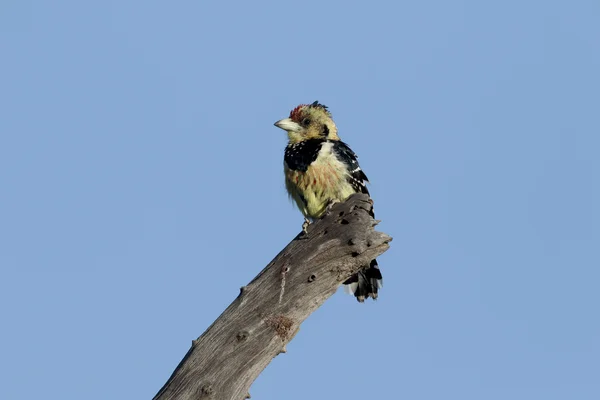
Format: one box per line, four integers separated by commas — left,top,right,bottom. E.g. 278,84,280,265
331,141,370,196
284,138,325,172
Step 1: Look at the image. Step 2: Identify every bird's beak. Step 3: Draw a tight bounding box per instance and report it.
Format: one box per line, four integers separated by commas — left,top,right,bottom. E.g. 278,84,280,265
274,118,301,132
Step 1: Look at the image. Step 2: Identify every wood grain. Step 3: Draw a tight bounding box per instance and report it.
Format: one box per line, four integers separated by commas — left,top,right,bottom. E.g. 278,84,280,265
153,193,392,400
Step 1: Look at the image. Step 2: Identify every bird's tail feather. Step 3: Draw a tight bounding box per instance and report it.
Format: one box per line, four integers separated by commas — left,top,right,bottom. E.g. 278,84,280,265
343,259,383,302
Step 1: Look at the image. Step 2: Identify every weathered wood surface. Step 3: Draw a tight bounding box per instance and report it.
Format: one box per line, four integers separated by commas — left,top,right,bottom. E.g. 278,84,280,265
153,193,392,400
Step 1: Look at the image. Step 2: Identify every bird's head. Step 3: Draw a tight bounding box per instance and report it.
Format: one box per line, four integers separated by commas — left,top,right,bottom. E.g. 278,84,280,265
274,101,339,144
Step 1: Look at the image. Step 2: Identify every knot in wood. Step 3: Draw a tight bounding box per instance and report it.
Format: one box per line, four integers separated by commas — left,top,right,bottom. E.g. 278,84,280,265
265,315,294,340
199,383,214,398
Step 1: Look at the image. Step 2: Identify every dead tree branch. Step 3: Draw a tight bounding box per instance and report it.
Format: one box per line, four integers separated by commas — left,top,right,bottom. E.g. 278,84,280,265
153,193,392,400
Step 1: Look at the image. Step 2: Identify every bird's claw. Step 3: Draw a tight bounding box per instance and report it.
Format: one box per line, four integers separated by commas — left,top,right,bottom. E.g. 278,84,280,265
325,200,340,214
302,218,310,235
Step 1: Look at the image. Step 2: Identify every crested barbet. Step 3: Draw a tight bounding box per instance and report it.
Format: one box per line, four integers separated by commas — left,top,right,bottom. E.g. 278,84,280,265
274,101,383,302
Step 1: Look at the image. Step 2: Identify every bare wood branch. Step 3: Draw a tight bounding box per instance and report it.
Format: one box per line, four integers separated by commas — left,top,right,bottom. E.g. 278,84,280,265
153,193,392,400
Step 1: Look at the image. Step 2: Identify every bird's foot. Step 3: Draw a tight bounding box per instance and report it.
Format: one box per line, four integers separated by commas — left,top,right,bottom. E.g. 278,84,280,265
325,200,340,215
302,217,311,235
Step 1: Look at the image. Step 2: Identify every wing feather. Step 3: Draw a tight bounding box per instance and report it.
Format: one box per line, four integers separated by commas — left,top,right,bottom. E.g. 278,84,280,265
332,141,370,195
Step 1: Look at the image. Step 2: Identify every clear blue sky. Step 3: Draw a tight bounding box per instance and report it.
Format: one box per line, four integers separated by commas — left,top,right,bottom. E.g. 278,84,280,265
1,1,599,399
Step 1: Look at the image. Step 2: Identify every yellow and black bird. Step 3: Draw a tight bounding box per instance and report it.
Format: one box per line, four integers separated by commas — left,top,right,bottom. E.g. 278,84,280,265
274,101,382,302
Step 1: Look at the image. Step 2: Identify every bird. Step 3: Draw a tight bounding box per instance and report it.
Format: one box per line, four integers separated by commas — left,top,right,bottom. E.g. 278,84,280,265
274,101,382,302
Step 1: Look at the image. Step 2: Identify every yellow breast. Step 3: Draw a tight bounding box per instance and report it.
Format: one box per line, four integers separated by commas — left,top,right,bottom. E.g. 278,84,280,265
286,164,354,218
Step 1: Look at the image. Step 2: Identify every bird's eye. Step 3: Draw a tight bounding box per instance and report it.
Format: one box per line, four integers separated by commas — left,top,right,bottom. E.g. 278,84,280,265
301,118,311,126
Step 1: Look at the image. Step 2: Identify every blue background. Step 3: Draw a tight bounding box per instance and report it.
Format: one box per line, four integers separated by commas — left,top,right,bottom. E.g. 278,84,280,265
1,1,599,399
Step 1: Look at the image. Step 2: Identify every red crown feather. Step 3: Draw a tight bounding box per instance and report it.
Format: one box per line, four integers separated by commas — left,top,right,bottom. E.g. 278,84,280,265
289,100,329,122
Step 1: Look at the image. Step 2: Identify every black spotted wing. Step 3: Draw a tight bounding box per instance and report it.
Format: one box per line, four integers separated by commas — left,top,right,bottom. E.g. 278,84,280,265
331,140,370,195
